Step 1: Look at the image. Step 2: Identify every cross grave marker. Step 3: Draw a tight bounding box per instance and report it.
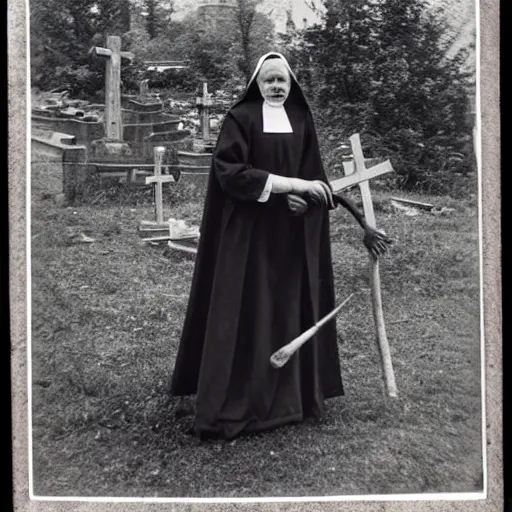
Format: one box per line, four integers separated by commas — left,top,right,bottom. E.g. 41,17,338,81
89,35,134,141
196,82,213,142
139,147,197,254
330,133,398,398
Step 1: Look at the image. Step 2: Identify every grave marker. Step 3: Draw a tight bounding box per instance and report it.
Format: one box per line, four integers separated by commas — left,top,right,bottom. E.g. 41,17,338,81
139,146,178,229
330,134,398,398
153,146,166,224
139,147,198,254
196,82,213,142
89,36,134,141
139,79,149,100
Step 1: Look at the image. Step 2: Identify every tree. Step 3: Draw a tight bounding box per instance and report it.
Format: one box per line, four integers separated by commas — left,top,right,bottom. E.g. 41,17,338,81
168,4,275,93
281,0,474,191
234,0,275,82
30,0,132,92
141,0,175,40
367,0,472,187
235,0,259,81
163,14,244,92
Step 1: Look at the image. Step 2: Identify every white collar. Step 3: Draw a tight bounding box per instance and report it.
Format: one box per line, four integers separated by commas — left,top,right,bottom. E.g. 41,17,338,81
262,101,293,133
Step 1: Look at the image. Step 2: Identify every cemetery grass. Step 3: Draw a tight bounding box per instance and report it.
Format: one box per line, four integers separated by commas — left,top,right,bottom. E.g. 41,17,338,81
30,179,483,498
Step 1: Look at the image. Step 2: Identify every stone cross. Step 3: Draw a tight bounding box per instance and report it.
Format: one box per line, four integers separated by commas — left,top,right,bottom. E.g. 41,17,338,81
329,133,398,398
196,82,213,142
89,36,134,141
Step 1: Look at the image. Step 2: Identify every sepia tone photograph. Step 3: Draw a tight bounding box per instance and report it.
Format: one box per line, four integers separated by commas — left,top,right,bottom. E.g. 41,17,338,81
22,0,490,503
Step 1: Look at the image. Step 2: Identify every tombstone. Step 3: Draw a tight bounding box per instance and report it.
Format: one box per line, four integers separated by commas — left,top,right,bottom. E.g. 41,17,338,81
196,82,213,143
125,79,163,118
31,132,89,204
89,35,134,158
139,79,150,100
31,112,104,147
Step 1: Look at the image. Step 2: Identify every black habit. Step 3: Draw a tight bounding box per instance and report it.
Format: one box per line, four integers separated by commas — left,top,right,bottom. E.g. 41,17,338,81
171,53,344,439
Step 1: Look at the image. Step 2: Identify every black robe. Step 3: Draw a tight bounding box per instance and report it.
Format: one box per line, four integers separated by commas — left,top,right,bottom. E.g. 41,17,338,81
171,70,343,440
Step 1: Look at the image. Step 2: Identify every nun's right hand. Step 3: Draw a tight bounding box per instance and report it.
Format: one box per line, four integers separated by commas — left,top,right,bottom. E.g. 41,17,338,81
289,178,334,208
304,180,334,209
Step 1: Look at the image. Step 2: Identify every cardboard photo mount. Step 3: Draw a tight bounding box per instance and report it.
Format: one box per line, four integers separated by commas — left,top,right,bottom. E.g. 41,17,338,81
9,0,502,510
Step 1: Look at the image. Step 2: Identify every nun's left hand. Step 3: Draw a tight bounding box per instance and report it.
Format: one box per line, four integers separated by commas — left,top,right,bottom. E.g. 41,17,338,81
286,194,308,215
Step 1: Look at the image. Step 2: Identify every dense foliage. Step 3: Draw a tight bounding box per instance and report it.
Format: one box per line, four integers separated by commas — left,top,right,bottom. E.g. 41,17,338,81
278,0,475,191
30,0,476,194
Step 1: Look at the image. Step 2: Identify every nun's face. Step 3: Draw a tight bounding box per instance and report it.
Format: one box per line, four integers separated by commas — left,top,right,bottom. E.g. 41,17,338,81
256,69,291,107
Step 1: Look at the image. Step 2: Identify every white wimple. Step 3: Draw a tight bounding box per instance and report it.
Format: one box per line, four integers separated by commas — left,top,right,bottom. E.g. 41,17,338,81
248,52,298,134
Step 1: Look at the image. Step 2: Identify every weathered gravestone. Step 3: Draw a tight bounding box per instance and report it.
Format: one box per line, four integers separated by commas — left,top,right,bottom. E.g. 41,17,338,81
89,35,134,145
31,131,87,204
196,82,214,146
85,35,137,187
31,36,194,202
139,79,150,100
86,36,191,185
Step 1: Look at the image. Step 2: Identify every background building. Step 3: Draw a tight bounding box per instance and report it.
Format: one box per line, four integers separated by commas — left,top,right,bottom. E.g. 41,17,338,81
168,0,476,71
196,0,238,30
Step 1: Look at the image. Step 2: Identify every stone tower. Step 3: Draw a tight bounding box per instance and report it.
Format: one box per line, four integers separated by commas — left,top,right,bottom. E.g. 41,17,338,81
197,0,238,31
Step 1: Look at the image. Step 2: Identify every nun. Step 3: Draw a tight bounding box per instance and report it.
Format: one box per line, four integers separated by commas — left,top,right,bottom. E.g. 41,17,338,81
171,53,378,440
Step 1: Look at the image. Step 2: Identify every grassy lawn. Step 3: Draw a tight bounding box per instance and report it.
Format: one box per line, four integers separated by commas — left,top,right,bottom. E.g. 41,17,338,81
30,168,483,498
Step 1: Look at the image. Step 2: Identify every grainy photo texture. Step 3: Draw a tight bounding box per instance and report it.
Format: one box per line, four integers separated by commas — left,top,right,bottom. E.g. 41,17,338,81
26,0,487,502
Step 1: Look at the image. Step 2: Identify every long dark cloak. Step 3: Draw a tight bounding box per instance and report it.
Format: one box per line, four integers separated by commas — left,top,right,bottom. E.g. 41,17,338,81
171,56,343,439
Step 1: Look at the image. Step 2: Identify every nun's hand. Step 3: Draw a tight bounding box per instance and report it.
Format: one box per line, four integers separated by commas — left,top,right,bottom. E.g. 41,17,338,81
305,180,335,209
286,194,308,215
289,178,334,208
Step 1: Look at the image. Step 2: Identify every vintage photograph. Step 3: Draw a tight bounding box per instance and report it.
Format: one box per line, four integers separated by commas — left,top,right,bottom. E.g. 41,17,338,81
28,0,483,500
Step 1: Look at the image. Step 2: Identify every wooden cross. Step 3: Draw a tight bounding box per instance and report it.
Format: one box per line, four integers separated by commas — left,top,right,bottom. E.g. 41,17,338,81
196,82,213,142
145,147,176,224
89,36,134,140
139,146,198,254
330,133,398,398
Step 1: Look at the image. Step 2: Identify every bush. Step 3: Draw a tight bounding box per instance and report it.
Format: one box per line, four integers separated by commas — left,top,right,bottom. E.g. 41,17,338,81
33,65,104,100
289,0,476,197
141,68,201,93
